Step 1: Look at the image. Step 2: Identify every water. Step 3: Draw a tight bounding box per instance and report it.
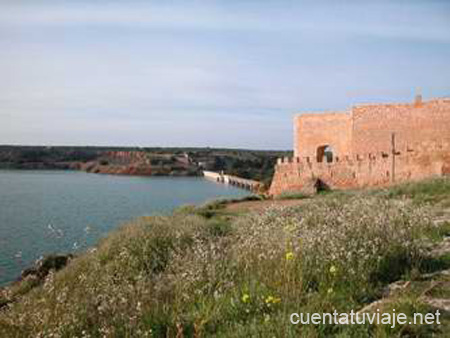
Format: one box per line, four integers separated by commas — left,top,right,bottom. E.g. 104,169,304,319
0,170,248,286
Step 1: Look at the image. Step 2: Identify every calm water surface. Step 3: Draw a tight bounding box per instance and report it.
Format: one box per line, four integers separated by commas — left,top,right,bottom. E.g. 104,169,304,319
0,170,248,286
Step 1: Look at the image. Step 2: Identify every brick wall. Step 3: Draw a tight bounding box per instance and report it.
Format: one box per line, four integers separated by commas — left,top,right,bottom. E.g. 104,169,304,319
294,112,352,158
271,98,450,195
270,142,450,195
351,99,450,154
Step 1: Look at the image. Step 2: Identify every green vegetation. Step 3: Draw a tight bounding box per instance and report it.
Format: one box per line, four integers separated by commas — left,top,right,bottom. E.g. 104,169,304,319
374,178,450,206
1,178,450,337
0,146,100,169
274,191,310,200
175,195,265,218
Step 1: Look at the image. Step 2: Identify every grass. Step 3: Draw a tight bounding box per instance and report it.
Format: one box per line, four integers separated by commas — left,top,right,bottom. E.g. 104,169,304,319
274,191,310,200
373,177,450,206
1,178,450,337
175,194,265,218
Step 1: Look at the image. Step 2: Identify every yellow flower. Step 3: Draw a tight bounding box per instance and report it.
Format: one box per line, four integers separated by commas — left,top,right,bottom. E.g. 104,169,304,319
285,252,294,261
265,295,274,304
327,288,333,294
329,265,337,275
241,294,250,303
265,295,281,304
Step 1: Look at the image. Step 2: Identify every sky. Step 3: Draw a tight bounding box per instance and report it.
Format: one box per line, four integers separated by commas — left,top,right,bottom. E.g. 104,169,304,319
1,0,449,150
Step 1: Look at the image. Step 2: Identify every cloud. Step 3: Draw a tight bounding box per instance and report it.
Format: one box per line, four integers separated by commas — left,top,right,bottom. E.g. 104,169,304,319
0,1,449,42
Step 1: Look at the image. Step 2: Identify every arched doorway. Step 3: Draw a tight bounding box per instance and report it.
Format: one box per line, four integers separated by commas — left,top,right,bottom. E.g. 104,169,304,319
317,145,334,163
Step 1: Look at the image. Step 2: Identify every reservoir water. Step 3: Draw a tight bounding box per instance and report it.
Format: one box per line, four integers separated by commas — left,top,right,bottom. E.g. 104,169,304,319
0,170,248,286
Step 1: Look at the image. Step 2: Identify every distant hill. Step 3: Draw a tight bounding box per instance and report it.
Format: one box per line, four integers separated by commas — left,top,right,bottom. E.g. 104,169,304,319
0,146,292,187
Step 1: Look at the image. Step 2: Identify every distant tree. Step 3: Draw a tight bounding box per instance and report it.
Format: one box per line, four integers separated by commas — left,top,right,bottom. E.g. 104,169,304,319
213,156,226,170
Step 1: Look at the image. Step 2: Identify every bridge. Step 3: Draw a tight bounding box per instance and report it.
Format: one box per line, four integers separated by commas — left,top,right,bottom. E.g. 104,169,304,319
203,171,261,192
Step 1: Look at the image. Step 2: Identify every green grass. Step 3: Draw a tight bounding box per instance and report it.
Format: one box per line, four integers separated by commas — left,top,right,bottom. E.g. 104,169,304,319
274,191,310,200
175,194,265,218
374,177,450,205
1,178,450,337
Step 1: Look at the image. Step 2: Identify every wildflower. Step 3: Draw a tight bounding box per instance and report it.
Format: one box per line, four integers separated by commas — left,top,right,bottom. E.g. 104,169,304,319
265,295,281,304
327,288,333,294
329,265,337,275
241,294,250,303
265,295,274,304
285,252,294,261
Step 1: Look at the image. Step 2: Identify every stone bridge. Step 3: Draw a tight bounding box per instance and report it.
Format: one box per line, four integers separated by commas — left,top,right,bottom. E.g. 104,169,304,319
203,171,261,191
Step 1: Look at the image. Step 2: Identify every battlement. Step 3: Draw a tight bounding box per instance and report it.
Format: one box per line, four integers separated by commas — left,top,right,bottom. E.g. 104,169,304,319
278,140,450,167
276,153,393,166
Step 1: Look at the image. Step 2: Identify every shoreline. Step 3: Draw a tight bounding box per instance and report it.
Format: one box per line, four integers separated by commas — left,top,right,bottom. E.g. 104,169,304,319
0,171,252,288
0,193,263,290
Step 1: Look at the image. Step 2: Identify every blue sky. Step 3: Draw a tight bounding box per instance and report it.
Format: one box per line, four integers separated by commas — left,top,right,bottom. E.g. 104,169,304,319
1,0,449,149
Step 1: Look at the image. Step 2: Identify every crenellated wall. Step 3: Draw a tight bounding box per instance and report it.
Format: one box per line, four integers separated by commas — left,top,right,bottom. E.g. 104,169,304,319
270,97,450,195
270,142,450,195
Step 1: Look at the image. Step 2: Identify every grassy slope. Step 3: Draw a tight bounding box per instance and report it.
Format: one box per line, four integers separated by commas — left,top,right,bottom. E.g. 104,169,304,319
1,179,450,337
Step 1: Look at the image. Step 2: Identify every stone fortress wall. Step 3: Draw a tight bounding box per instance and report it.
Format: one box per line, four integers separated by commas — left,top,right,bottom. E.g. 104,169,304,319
270,97,450,195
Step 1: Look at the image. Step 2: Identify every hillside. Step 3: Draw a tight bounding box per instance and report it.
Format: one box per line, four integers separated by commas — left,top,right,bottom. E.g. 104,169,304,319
1,178,450,337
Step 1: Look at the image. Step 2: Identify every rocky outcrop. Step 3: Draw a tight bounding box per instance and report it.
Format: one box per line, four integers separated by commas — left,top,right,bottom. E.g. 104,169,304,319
20,254,73,282
80,162,154,176
79,151,200,176
0,254,74,310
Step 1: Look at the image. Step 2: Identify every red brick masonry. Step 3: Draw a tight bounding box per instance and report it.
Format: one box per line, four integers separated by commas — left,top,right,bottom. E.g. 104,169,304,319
270,97,450,195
